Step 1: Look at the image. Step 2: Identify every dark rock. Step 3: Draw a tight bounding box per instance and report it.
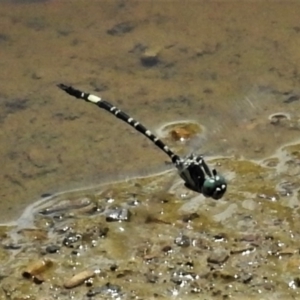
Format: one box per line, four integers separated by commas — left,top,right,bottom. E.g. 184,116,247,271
110,264,118,272
85,277,94,287
162,245,172,253
41,193,52,198
99,227,109,238
45,244,60,253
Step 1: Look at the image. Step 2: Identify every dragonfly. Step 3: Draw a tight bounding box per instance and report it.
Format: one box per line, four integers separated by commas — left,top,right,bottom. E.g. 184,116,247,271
57,84,227,200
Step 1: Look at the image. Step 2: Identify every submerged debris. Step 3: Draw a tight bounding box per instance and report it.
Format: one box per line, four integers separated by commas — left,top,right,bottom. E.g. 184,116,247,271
39,198,91,215
64,269,96,289
157,121,203,143
2,135,300,298
22,257,53,283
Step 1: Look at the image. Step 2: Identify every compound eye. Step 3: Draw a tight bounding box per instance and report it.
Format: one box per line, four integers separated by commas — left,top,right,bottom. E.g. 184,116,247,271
213,187,226,200
202,178,227,200
202,179,217,197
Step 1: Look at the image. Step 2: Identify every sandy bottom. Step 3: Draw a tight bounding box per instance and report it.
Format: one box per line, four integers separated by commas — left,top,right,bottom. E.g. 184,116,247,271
1,1,300,298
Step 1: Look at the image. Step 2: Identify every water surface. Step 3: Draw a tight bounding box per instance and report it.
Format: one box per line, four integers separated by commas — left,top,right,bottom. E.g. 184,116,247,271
0,0,300,222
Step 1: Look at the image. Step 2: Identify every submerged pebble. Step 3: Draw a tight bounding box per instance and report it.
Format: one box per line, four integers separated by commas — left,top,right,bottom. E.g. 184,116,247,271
105,207,132,222
2,137,300,298
62,233,82,248
45,244,60,254
140,48,160,67
207,249,229,264
171,269,197,285
3,243,22,250
87,282,122,297
174,234,190,247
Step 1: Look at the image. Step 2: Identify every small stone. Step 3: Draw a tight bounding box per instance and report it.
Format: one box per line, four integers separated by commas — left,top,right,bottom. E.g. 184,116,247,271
207,249,229,264
213,233,227,241
62,233,82,248
110,264,118,272
239,272,253,284
162,245,172,253
105,207,131,222
45,244,60,254
294,277,300,288
3,243,22,250
98,227,109,238
87,283,121,297
230,246,255,255
41,193,52,198
174,235,190,247
145,272,158,283
242,199,257,210
140,48,160,67
171,269,196,285
213,270,236,281
31,71,43,80
182,213,199,222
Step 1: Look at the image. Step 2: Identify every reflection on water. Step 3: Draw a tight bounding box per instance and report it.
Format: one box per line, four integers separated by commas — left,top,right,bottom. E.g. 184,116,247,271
0,0,300,223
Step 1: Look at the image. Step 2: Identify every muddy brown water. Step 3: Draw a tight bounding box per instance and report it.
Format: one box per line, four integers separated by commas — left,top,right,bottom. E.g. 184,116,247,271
1,0,300,222
1,1,300,298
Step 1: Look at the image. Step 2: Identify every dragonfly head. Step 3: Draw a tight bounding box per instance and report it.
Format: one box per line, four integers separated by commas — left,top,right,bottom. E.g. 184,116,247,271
202,169,227,200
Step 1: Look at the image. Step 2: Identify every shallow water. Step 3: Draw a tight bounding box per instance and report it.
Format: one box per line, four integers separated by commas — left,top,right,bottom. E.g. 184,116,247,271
0,1,300,224
2,136,300,299
2,1,300,299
